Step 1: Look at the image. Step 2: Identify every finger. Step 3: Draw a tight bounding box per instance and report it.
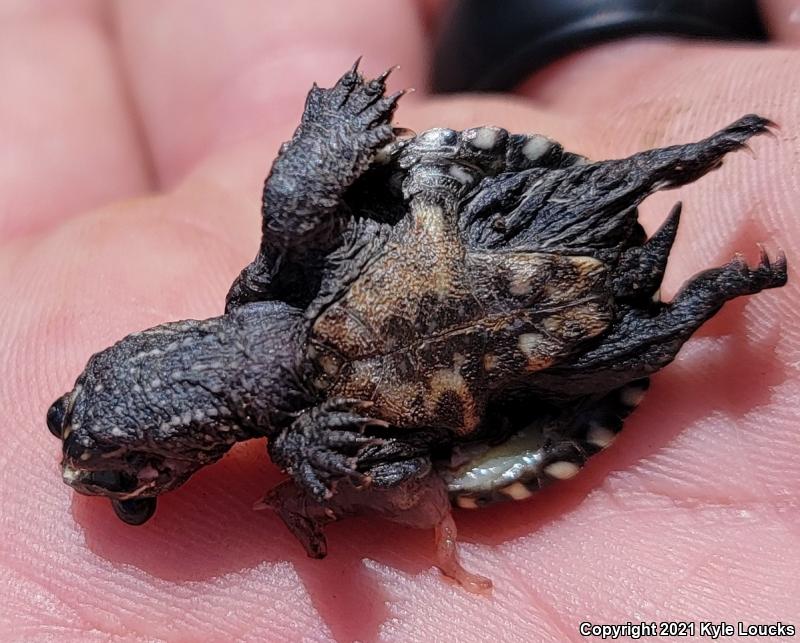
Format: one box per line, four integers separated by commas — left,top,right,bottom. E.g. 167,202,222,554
415,0,450,34
761,0,800,44
0,191,335,639
389,90,799,637
0,3,153,237
7,144,797,641
8,42,798,641
113,1,429,185
518,40,798,290
5,100,797,640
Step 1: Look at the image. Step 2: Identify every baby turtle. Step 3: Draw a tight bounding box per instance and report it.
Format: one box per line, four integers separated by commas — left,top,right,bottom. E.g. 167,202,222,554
47,61,787,591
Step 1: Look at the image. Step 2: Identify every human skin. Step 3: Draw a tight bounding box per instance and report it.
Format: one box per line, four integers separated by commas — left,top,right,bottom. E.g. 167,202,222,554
1,1,798,641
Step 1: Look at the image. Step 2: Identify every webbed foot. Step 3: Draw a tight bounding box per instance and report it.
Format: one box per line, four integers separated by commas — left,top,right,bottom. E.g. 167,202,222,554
268,398,388,502
539,247,787,395
300,59,404,177
226,61,405,310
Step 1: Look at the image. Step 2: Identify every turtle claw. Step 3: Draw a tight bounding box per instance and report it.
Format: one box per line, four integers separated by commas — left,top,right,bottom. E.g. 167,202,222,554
269,400,391,503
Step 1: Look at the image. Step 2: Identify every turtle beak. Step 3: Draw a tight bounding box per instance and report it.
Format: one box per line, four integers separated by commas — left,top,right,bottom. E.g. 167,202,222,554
62,464,86,486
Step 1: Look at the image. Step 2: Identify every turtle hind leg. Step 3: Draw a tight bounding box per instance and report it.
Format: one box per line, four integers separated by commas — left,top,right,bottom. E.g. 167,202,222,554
443,379,650,508
551,247,787,396
461,115,772,255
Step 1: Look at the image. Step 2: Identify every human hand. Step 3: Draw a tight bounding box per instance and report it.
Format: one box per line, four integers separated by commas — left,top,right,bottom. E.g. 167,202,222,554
2,2,797,640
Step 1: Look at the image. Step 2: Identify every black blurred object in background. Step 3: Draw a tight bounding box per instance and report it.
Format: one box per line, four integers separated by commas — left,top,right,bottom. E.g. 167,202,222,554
432,0,769,92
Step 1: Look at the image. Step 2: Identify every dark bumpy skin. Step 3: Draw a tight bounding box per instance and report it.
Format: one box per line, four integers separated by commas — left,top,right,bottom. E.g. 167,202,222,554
47,302,307,524
47,62,787,591
226,59,405,309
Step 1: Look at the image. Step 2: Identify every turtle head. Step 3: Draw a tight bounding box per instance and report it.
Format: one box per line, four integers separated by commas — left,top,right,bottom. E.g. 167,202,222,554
47,302,307,525
46,376,226,526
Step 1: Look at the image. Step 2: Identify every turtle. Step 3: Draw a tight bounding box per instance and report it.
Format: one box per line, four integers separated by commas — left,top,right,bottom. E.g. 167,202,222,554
46,61,787,591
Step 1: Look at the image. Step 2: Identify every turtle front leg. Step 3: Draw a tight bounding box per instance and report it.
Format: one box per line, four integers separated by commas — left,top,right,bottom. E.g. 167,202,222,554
267,398,391,502
227,61,404,310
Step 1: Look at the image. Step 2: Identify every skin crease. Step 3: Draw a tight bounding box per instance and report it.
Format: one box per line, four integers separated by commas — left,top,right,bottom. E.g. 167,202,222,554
1,0,799,641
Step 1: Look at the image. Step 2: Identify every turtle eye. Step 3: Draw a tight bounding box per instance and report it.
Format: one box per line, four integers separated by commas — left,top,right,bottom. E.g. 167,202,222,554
47,396,67,438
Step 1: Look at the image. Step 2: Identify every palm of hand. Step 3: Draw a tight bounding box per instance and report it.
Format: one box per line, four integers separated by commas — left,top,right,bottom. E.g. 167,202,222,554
2,3,798,641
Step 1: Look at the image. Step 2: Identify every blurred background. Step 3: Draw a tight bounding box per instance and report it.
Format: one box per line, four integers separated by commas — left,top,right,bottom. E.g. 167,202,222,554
433,0,769,92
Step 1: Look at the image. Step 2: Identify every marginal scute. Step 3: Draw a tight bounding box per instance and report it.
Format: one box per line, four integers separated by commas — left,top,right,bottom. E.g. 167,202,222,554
521,134,554,161
455,495,478,509
502,482,533,500
417,127,458,148
464,126,504,151
587,425,617,449
448,164,475,186
620,384,647,408
544,461,581,480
